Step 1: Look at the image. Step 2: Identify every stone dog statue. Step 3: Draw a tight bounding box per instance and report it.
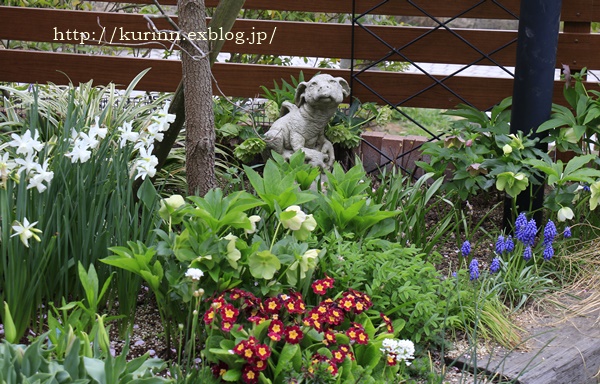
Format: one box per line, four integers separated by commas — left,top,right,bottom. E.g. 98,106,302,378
264,74,350,169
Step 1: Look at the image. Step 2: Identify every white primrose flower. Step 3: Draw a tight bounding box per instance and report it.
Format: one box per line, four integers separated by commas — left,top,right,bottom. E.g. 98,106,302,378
8,130,44,156
185,267,204,281
11,217,42,247
381,338,415,366
281,205,307,231
118,121,140,148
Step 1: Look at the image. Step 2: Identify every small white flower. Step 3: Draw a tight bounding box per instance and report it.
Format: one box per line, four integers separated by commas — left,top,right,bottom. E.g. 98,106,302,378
65,142,92,163
146,123,165,142
88,116,108,139
134,132,154,151
134,146,158,180
185,267,204,281
14,153,38,175
557,206,574,222
0,151,16,182
8,130,44,156
502,144,513,155
27,172,49,193
281,205,307,231
245,215,261,235
35,159,54,184
11,217,42,247
118,121,139,148
152,101,176,131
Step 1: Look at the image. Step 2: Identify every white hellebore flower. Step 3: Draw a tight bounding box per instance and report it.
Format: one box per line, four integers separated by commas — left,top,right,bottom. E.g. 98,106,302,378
245,215,261,235
223,233,241,268
502,144,513,155
281,205,307,231
185,267,204,281
557,206,574,222
11,217,42,247
159,194,185,221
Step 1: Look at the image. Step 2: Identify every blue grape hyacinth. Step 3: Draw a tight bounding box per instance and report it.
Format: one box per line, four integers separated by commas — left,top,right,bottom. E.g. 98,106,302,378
461,240,471,257
543,220,557,246
564,226,572,239
543,244,554,261
469,259,480,281
523,246,532,261
495,235,505,254
489,257,501,274
504,235,514,252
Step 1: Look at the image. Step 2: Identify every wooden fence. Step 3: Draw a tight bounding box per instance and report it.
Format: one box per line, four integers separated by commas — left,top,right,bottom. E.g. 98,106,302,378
1,0,600,110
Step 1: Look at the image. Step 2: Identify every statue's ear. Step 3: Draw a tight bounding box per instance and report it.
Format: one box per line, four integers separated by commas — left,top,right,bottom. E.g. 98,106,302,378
336,77,351,98
294,81,308,106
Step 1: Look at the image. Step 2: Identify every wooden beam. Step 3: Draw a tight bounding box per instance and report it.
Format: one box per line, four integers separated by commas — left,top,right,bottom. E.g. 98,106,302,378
90,0,598,22
0,49,590,110
3,7,600,68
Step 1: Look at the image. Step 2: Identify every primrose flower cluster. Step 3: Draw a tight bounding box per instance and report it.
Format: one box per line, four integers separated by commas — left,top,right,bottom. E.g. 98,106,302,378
202,278,402,383
460,212,571,280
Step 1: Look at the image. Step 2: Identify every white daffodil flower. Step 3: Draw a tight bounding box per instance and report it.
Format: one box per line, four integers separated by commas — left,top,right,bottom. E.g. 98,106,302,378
11,217,42,247
88,116,108,139
8,130,44,156
117,121,139,148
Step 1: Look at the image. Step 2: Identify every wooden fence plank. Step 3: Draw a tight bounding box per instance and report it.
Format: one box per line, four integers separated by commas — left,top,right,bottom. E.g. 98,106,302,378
92,0,598,22
0,49,583,110
3,7,600,67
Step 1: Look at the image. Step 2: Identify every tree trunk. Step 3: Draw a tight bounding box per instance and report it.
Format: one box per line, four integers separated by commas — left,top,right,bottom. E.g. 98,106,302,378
178,0,216,196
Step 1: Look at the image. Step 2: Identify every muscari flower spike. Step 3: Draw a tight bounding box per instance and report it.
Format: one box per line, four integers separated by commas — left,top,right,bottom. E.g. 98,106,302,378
543,220,557,246
504,235,515,252
461,240,471,257
490,257,501,274
543,244,554,261
523,246,532,261
495,235,505,254
468,258,480,281
564,226,572,239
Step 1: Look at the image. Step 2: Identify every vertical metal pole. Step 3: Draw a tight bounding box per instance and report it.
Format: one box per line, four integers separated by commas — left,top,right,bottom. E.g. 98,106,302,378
349,0,356,102
503,0,562,229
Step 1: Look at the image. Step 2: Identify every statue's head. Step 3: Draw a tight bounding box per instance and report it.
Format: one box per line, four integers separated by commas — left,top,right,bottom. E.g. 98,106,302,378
294,74,350,108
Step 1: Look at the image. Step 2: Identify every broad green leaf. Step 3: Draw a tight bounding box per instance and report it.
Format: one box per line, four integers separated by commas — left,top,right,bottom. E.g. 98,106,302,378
563,154,596,177
274,343,300,379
